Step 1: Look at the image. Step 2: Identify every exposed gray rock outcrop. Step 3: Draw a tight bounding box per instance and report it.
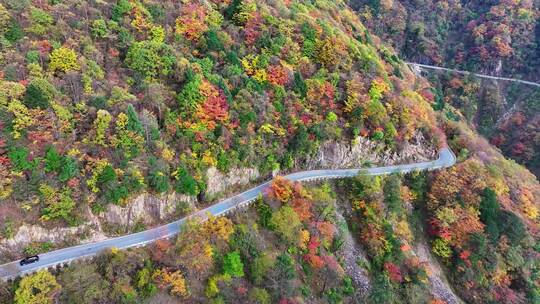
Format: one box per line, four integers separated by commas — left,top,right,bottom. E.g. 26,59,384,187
307,134,436,169
415,242,463,304
101,192,195,226
205,167,260,197
0,220,106,263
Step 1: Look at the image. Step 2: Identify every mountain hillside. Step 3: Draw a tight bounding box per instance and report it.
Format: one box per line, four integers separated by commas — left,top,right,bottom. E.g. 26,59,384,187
350,0,539,80
349,0,540,176
0,0,539,304
426,70,540,177
1,0,442,234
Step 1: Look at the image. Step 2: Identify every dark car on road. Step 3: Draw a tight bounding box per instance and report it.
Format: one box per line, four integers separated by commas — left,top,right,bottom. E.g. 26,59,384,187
19,255,39,266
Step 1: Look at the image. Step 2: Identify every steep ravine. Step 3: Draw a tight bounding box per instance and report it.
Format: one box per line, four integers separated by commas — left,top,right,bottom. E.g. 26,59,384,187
335,210,371,299
414,241,463,304
334,193,462,303
404,200,463,304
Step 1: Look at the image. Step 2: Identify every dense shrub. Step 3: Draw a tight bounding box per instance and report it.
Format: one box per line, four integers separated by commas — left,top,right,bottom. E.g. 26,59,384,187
147,159,170,194
174,167,198,196
49,47,80,73
8,146,35,172
125,40,176,80
23,78,56,109
4,19,23,43
28,8,53,35
91,19,108,38
222,250,244,278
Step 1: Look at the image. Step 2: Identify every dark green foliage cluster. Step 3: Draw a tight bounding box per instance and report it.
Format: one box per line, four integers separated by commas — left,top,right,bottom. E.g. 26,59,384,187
94,165,127,205
383,174,403,214
8,146,36,172
23,78,56,109
111,0,132,22
4,19,23,43
174,166,198,196
126,104,144,135
125,40,176,80
479,188,500,243
255,197,273,229
147,159,169,194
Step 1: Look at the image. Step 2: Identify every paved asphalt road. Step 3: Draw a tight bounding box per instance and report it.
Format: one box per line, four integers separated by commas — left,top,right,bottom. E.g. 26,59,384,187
0,148,456,280
407,62,540,87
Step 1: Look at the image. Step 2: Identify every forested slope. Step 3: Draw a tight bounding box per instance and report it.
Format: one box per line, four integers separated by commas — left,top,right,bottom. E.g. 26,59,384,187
1,128,538,303
350,0,539,80
0,0,442,235
349,0,540,177
0,0,539,303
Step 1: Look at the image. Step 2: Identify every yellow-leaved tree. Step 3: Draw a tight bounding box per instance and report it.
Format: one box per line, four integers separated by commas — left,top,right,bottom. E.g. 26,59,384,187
49,47,80,74
14,270,61,304
153,268,189,297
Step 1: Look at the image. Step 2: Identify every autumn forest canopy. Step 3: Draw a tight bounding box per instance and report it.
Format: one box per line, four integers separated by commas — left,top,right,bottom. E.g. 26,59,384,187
0,0,443,218
0,0,539,303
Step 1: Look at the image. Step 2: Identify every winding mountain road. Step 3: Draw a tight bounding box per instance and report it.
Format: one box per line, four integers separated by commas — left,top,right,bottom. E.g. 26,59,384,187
0,148,456,281
407,62,540,87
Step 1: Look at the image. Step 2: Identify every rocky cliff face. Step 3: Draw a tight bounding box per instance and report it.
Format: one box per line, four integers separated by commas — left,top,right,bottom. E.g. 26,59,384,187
307,133,437,169
0,220,107,262
205,167,260,197
100,192,195,227
100,166,260,227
